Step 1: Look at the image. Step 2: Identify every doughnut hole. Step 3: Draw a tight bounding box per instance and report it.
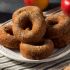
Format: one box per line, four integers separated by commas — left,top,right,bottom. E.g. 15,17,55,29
48,20,58,27
4,27,13,35
19,16,32,30
44,19,59,38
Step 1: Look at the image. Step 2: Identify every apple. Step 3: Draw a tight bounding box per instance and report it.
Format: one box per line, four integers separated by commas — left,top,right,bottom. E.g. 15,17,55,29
61,0,70,16
24,0,34,5
24,0,49,10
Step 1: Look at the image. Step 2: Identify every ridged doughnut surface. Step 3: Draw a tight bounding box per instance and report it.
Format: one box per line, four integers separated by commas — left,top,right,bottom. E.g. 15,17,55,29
12,6,46,43
45,12,70,38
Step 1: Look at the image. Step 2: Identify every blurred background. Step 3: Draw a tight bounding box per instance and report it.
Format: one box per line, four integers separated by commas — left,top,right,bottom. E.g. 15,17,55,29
0,0,60,23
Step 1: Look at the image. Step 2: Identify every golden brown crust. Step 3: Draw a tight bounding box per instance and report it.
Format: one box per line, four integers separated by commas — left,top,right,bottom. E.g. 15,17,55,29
20,39,54,60
0,23,20,49
45,12,70,48
12,6,46,43
45,12,70,38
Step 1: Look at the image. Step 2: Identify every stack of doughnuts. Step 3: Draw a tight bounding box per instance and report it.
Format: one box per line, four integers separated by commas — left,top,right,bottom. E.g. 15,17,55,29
0,6,70,60
12,6,54,60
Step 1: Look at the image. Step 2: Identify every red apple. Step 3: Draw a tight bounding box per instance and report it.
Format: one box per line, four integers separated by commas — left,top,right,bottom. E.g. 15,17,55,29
24,0,49,10
61,0,70,16
24,0,35,5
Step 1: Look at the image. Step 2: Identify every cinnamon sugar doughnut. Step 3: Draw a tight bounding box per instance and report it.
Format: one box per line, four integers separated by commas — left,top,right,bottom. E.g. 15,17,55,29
0,23,20,48
45,12,70,48
20,39,54,60
45,12,70,38
12,6,46,43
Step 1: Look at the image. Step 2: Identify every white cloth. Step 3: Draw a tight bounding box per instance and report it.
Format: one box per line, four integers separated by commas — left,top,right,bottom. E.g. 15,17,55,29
0,53,70,70
0,7,70,70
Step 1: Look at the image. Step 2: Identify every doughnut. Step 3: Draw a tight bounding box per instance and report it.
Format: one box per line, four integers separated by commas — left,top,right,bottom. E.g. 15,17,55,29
45,12,70,38
0,22,20,48
12,6,46,43
20,39,54,60
44,12,70,48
